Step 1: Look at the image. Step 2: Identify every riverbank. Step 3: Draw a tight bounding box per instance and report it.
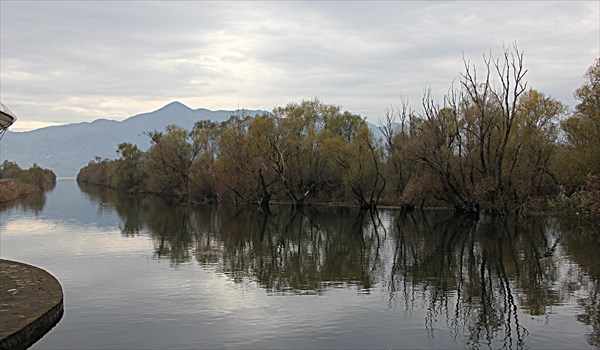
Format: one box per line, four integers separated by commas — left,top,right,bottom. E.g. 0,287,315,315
0,260,64,350
0,179,42,203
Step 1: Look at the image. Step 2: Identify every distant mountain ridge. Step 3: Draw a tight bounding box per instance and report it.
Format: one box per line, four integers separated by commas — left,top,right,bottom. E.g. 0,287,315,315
2,102,265,176
1,101,384,177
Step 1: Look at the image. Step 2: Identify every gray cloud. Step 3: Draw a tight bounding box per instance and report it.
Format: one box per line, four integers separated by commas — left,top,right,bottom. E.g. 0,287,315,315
1,1,598,130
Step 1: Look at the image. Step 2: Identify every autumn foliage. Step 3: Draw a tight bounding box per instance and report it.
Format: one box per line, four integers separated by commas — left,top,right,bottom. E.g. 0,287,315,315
77,49,599,216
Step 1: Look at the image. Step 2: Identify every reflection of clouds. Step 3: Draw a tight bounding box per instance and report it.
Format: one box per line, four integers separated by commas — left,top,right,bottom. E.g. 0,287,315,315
1,217,152,256
1,217,61,236
3,181,599,348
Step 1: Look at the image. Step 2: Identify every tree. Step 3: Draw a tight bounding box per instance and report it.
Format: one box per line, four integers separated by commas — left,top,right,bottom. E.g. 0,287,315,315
342,125,386,210
214,115,260,206
558,59,600,188
188,120,222,204
0,160,22,179
246,113,280,208
509,89,565,204
143,125,201,202
269,99,336,207
1,160,56,190
113,142,145,189
412,44,529,213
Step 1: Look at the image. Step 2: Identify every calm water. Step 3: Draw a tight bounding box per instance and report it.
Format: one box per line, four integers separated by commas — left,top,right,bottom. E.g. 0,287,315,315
1,179,598,349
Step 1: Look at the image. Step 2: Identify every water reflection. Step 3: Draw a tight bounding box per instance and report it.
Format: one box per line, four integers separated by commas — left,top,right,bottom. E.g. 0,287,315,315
0,191,47,214
559,220,600,347
79,183,599,347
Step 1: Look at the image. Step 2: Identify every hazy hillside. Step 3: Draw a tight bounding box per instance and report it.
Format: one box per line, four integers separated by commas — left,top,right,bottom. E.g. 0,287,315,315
1,101,384,177
1,102,264,176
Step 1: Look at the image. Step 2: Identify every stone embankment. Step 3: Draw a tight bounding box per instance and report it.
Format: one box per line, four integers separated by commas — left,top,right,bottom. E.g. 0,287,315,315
0,260,63,350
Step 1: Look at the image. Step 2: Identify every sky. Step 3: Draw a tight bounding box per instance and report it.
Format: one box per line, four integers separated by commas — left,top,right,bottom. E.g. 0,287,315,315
1,1,598,132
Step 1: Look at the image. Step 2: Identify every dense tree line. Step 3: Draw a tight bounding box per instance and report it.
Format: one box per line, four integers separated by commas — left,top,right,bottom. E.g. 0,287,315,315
78,101,385,209
78,48,599,216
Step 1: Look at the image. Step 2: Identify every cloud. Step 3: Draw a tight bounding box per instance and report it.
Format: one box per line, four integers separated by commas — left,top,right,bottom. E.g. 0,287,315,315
1,1,598,130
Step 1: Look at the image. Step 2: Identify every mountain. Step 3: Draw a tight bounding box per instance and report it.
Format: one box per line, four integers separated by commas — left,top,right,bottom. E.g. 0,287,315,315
1,101,384,177
1,102,265,176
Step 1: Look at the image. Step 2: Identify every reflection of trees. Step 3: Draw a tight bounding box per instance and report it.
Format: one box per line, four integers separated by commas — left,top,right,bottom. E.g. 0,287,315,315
146,203,196,264
79,182,198,265
0,191,46,214
76,183,600,347
513,219,562,316
200,207,382,294
559,220,600,348
387,213,577,348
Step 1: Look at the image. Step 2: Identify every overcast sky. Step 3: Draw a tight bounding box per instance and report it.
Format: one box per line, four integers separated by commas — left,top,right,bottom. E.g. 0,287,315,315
1,1,598,132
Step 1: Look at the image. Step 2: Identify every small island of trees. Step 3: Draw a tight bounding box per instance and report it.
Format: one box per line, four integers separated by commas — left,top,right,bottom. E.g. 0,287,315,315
0,161,57,202
77,47,599,218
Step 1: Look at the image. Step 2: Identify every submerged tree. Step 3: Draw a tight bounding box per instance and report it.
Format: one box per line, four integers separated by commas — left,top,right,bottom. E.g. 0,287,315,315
143,125,201,202
407,45,567,214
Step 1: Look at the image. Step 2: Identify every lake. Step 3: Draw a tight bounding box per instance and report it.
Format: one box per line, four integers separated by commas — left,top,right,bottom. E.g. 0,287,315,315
1,179,598,349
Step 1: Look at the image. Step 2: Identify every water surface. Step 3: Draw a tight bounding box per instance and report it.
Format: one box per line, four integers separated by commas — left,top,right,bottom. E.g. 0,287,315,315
1,179,598,349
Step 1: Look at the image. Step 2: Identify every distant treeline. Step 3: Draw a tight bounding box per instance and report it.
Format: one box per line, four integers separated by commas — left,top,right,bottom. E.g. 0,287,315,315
77,48,599,217
0,161,57,202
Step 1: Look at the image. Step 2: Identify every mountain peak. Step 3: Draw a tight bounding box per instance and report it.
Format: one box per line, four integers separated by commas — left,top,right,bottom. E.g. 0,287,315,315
157,101,192,112
3,102,267,176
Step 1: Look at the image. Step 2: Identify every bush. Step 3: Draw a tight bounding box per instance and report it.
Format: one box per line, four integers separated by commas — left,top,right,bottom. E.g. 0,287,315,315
0,179,39,202
554,174,600,218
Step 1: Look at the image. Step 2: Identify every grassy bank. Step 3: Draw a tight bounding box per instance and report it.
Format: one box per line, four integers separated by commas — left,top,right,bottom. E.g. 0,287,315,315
0,179,41,203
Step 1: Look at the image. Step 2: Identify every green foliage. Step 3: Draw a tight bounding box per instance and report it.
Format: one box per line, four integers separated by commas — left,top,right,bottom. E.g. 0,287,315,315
557,59,600,188
114,143,145,188
77,157,115,186
142,125,200,201
1,160,56,190
510,89,566,203
0,160,23,179
77,144,144,190
0,161,56,202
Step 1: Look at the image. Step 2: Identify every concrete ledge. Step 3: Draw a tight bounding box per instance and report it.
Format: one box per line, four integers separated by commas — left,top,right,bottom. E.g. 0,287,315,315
0,259,64,350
